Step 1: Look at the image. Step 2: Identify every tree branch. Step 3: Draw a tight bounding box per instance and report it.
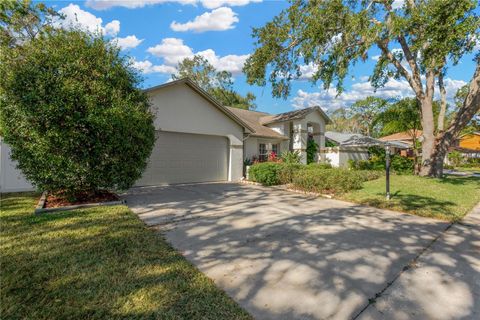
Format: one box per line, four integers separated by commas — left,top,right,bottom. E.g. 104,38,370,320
376,39,424,97
437,71,447,132
397,35,423,88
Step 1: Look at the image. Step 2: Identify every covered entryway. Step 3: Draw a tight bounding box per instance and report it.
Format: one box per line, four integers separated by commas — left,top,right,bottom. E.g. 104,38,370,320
136,131,229,186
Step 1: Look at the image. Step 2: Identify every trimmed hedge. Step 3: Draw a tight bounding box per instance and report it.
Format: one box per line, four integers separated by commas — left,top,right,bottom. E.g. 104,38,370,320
356,170,382,182
292,168,365,194
248,162,382,193
248,162,284,186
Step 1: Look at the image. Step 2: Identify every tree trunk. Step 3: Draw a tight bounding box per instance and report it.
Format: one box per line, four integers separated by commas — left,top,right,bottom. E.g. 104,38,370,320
418,71,436,176
438,72,447,132
428,62,480,177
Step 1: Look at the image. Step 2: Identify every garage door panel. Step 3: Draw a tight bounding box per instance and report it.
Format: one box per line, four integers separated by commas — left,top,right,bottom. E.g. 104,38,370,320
136,131,228,186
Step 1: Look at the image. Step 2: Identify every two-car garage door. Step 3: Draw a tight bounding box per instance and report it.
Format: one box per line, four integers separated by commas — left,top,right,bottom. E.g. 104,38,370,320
136,131,229,186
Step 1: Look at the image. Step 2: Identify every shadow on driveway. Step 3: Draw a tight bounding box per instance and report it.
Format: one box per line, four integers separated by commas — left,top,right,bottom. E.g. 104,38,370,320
123,183,478,320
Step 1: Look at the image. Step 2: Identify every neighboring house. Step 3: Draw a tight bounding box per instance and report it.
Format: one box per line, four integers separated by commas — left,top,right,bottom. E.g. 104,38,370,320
0,78,330,192
450,131,480,159
321,131,410,167
458,132,480,150
379,130,423,147
379,130,480,159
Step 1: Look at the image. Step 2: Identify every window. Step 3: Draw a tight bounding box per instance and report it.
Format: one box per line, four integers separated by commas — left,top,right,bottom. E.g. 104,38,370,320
259,143,267,161
272,143,279,155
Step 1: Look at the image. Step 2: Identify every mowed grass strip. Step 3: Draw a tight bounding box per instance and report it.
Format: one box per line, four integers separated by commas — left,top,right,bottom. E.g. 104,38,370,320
337,175,480,221
0,193,252,320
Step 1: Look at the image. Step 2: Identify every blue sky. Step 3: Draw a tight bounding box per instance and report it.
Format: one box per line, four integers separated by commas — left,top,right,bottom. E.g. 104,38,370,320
48,0,478,114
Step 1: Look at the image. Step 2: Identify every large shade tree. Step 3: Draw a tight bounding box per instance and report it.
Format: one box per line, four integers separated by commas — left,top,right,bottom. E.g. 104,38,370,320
244,0,480,177
348,96,389,137
0,1,155,198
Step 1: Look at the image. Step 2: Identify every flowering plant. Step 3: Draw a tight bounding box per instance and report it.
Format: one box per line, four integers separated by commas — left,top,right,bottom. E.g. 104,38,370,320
268,151,277,162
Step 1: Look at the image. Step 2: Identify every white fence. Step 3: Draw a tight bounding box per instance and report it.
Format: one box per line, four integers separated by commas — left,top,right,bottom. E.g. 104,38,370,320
0,138,35,193
319,146,370,167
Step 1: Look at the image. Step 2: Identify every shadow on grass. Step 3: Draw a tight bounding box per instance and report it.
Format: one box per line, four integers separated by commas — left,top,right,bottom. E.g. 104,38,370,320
437,176,480,186
0,193,252,320
353,191,458,220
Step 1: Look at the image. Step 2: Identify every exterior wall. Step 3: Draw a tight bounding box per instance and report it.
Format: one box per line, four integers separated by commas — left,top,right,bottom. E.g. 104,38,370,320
265,110,328,164
244,136,287,161
304,111,327,148
148,83,245,181
0,138,35,193
268,122,289,136
292,119,308,163
319,146,370,167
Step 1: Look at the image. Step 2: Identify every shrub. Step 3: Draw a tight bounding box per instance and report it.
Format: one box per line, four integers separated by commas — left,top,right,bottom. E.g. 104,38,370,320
248,162,284,186
278,163,303,184
356,170,382,181
307,162,332,169
448,151,462,167
348,159,373,170
306,139,319,164
280,150,302,164
292,168,364,194
348,146,414,174
0,30,155,198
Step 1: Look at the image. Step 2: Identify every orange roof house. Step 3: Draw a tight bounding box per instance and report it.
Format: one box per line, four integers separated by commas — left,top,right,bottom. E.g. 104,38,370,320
458,132,480,151
379,130,423,146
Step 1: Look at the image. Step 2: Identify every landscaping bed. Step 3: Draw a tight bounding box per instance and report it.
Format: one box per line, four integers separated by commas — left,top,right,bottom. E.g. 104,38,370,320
0,193,252,319
45,190,119,208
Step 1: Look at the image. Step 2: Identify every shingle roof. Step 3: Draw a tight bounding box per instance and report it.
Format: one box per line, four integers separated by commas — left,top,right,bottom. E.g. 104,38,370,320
226,107,289,139
260,106,331,125
325,131,410,149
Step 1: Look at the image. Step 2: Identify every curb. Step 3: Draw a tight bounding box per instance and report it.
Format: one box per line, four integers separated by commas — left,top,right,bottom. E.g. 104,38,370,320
34,192,126,215
240,180,334,198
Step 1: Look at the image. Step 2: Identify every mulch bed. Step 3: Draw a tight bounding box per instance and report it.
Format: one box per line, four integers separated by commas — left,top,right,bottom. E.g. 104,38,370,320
45,190,119,208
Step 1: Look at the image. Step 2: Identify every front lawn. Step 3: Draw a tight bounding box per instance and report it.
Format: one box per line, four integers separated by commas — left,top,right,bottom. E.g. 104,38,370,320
337,175,480,221
0,193,251,320
454,166,480,173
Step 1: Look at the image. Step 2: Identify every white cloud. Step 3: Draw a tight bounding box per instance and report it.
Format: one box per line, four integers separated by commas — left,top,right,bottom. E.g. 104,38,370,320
104,20,120,36
131,59,177,74
57,4,120,36
200,0,261,9
297,63,318,80
147,38,194,65
196,49,249,73
85,0,261,10
392,0,405,9
146,38,248,74
115,35,144,50
170,7,238,32
291,77,466,110
85,0,195,10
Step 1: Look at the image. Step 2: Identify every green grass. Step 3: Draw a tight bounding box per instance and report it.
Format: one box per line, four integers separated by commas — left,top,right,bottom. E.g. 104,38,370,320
337,175,480,221
454,167,480,173
0,193,251,320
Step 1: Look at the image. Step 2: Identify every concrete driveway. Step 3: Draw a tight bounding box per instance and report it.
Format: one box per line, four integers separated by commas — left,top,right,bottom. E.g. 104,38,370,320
123,182,478,320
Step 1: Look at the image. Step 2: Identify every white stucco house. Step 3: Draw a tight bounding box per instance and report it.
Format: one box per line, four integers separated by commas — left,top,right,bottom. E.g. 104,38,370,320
320,131,410,167
0,78,330,192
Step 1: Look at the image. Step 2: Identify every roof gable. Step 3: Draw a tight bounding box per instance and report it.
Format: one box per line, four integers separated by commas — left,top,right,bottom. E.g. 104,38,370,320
260,106,331,125
144,78,254,133
227,107,289,139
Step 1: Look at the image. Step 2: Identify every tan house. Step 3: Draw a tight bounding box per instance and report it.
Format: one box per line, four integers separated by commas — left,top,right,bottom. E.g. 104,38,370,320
0,78,330,192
